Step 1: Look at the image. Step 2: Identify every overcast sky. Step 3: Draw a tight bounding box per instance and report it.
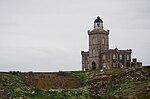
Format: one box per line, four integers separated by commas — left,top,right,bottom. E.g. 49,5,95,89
0,0,150,72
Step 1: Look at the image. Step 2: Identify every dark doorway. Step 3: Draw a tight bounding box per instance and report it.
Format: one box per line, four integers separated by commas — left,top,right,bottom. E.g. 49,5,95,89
92,61,96,70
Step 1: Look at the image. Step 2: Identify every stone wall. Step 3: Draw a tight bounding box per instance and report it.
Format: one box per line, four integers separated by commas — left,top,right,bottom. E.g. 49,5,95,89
21,71,82,90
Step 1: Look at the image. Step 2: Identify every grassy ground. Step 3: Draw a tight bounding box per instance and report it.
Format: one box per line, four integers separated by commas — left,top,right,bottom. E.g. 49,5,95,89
71,70,100,82
71,68,150,98
97,79,150,98
103,68,127,75
0,72,90,99
25,87,90,99
0,67,149,98
71,68,126,82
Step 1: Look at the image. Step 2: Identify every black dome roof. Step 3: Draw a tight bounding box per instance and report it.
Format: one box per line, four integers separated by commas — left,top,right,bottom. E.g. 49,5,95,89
94,16,103,23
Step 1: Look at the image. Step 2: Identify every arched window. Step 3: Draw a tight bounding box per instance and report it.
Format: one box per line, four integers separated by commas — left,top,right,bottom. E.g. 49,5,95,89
119,54,122,60
102,54,106,60
113,54,116,60
97,23,100,27
92,37,96,44
92,49,96,56
127,55,130,60
102,37,105,44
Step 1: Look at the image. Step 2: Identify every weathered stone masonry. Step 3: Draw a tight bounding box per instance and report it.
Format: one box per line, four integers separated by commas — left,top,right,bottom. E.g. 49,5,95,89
81,16,142,70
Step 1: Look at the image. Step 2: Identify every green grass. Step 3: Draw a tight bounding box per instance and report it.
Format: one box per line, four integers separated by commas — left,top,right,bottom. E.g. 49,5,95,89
71,68,126,83
99,79,135,98
104,68,126,75
96,79,150,98
71,70,100,82
0,68,149,98
27,87,90,99
0,73,30,98
0,72,90,99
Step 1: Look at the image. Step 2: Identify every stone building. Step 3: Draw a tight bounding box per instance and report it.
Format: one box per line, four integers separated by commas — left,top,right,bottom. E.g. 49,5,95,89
81,16,142,70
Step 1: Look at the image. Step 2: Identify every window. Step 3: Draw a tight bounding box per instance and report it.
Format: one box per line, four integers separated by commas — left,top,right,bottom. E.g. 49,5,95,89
92,49,96,56
113,54,116,60
119,54,122,60
97,23,100,27
102,54,106,60
92,37,96,44
127,55,130,60
102,37,105,44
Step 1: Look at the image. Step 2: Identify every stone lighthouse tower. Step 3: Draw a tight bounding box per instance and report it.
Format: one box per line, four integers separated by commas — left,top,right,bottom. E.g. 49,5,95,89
81,16,110,70
81,16,133,71
88,16,109,70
